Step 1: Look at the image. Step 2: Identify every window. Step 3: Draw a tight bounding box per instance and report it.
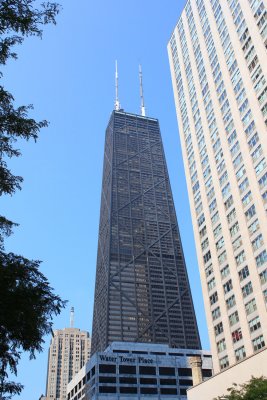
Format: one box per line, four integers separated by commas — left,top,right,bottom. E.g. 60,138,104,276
198,213,205,227
221,99,230,115
229,310,239,326
196,202,203,216
203,166,211,180
213,224,222,238
217,159,225,174
259,172,267,189
211,211,219,225
214,322,224,336
248,219,260,236
232,328,242,343
262,191,267,204
207,187,215,202
209,198,217,213
210,291,218,305
159,367,175,376
256,250,267,267
258,86,267,104
216,237,225,251
207,277,216,291
212,306,221,321
239,177,249,193
222,183,231,198
194,191,201,206
226,294,236,309
245,120,255,136
120,387,138,394
197,135,205,151
232,236,242,251
254,76,266,96
235,346,246,361
219,171,228,188
228,130,237,145
252,335,265,351
213,138,221,153
205,264,214,277
245,298,257,315
218,250,227,265
251,145,263,162
178,368,192,377
252,234,264,251
139,366,156,375
232,68,241,86
236,250,246,266
219,355,229,370
239,99,248,115
248,56,258,73
119,365,136,374
260,269,267,285
245,204,256,220
242,36,252,52
227,208,236,224
99,364,116,374
200,146,207,159
217,338,226,353
223,279,233,294
204,250,211,264
242,281,253,298
215,149,224,164
201,155,209,169
236,162,246,180
255,158,266,176
248,132,259,150
233,153,243,169
242,191,252,207
205,177,213,192
193,181,200,194
238,266,249,281
191,171,198,184
199,225,207,238
261,103,267,117
231,141,240,157
249,316,261,332
221,264,230,279
224,196,234,211
201,238,209,251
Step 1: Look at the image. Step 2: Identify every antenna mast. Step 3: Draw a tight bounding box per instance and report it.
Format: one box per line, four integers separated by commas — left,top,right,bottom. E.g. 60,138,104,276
139,64,146,116
115,60,121,111
70,307,74,328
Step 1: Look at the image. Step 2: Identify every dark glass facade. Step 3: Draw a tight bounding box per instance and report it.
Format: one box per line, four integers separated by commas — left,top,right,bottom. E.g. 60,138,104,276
91,110,201,353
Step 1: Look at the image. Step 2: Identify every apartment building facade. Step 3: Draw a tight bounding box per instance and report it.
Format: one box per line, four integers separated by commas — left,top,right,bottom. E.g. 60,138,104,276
168,0,267,374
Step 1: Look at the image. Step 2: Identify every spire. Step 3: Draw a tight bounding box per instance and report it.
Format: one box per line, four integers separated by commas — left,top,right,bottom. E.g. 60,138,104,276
114,60,121,111
70,306,74,328
139,64,146,116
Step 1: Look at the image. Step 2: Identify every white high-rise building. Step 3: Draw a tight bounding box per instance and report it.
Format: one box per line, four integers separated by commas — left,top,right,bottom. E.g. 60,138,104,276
45,313,91,400
168,0,267,375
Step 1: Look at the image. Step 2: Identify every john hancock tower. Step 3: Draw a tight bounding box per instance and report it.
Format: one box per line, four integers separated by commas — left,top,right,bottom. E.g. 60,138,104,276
91,66,201,354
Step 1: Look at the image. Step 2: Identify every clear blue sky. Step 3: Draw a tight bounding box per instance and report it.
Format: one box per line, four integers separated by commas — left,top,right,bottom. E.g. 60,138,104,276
1,0,210,398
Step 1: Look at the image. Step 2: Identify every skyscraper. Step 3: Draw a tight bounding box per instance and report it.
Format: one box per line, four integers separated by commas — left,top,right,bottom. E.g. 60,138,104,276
91,82,201,354
45,311,91,400
168,0,267,375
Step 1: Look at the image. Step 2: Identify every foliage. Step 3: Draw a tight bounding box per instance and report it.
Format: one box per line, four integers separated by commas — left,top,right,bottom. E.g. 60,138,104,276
214,376,267,400
0,1,65,398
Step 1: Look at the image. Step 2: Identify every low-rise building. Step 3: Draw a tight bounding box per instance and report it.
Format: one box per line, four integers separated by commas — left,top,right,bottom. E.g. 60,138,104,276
67,342,212,400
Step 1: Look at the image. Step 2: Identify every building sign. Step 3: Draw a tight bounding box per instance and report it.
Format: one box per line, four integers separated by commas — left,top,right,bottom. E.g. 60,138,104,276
99,354,154,364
